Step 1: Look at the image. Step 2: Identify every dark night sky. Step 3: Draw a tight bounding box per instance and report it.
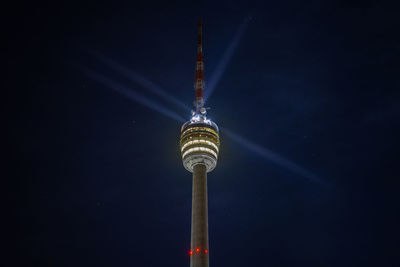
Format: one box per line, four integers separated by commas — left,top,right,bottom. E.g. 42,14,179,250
6,0,400,266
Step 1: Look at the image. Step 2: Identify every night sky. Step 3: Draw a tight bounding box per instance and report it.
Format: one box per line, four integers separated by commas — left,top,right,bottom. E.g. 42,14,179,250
7,1,400,266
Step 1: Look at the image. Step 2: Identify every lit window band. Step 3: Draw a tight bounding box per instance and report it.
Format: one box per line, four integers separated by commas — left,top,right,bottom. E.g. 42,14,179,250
181,133,219,147
182,146,218,159
181,126,218,138
181,139,219,152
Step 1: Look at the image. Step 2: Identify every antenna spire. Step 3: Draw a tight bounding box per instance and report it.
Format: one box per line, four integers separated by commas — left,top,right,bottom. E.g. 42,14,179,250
194,19,205,112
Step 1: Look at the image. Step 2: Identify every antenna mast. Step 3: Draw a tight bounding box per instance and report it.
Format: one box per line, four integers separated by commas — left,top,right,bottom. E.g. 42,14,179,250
194,19,205,113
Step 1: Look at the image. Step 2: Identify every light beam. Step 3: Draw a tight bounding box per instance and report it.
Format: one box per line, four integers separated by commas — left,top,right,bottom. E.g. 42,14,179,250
91,52,190,111
83,47,327,185
223,128,329,187
80,67,185,123
81,65,326,186
205,17,249,102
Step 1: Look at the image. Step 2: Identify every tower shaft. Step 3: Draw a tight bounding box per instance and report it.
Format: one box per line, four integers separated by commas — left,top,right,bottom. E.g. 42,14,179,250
190,164,209,267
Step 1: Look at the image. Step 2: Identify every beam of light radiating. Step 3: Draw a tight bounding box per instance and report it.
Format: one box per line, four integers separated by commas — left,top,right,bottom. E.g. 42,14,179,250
81,54,326,186
91,52,190,111
205,17,249,102
223,128,330,187
80,66,185,123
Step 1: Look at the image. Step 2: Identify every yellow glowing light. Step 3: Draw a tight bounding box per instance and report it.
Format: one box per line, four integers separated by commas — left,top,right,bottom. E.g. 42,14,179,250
182,146,218,159
181,127,218,138
181,139,219,152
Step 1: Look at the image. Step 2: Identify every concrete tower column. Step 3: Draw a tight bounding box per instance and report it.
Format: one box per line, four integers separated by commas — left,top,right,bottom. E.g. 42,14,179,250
190,163,209,267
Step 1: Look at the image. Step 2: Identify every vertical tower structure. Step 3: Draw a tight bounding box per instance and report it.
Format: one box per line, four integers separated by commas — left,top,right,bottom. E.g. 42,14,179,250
194,19,205,112
180,19,220,267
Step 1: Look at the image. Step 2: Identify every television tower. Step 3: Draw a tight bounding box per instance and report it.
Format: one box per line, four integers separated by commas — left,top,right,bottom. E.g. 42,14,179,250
180,19,220,267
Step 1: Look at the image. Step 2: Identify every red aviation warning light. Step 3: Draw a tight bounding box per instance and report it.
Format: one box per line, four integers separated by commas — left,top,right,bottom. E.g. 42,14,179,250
189,250,193,256
204,249,208,254
196,247,200,253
